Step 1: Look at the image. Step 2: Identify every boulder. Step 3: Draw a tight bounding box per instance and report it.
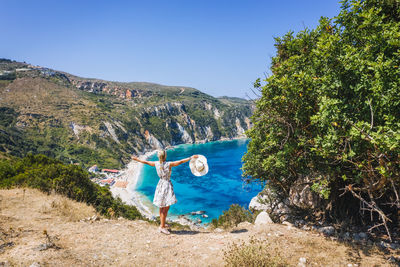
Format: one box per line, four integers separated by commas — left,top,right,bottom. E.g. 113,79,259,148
358,232,368,240
249,195,270,211
379,241,400,250
318,226,335,236
249,187,290,222
254,211,273,225
289,176,321,210
353,232,368,242
250,175,324,223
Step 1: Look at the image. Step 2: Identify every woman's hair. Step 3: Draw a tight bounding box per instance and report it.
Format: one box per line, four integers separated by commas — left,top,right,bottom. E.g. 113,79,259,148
157,149,167,162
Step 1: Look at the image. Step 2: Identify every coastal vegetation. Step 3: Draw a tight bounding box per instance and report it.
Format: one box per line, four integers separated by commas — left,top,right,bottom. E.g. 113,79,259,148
0,59,253,170
243,0,400,240
0,153,142,220
211,204,254,229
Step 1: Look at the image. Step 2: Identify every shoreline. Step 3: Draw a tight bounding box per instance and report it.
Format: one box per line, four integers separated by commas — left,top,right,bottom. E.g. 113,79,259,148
194,135,248,144
110,151,157,219
110,150,205,227
111,137,250,225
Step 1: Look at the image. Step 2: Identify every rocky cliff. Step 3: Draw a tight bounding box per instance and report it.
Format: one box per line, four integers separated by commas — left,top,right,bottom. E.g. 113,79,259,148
0,59,253,168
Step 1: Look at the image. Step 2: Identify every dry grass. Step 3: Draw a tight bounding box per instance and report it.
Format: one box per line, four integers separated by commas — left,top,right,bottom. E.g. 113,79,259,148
224,237,287,267
39,195,95,222
0,188,397,266
1,77,101,125
223,226,396,267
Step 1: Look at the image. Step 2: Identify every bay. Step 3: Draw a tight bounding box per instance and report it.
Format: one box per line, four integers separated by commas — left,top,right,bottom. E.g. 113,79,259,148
135,139,262,224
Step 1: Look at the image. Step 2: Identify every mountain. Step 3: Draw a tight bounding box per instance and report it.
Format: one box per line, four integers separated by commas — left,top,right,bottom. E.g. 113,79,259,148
0,59,253,168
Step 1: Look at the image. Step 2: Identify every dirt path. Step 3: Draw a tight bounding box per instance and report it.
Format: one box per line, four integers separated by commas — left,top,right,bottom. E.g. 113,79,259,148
0,189,396,266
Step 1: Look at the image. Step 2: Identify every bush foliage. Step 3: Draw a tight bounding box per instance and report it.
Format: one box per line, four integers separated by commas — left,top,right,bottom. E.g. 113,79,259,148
211,204,254,229
243,0,400,237
0,154,142,220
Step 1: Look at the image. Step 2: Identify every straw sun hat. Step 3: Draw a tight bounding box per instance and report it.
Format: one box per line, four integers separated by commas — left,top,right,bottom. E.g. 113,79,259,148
189,155,209,176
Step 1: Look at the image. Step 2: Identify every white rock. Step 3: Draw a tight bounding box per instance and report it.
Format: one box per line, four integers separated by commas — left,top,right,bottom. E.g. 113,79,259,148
249,195,270,211
235,117,245,135
282,221,292,226
298,257,307,267
176,122,193,143
254,211,273,225
103,121,120,144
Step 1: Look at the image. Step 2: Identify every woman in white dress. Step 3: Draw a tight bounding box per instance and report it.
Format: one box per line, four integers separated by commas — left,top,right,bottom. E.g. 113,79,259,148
131,150,198,235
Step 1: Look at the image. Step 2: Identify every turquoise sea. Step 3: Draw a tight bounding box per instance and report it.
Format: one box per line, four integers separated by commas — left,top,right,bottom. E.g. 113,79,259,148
135,139,263,224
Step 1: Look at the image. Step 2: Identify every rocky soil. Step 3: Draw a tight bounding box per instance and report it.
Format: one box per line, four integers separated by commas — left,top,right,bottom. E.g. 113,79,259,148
1,189,398,266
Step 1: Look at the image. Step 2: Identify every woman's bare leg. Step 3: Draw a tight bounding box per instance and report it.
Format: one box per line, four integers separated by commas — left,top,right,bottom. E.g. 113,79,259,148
162,206,170,227
164,206,170,218
160,206,170,228
159,207,165,228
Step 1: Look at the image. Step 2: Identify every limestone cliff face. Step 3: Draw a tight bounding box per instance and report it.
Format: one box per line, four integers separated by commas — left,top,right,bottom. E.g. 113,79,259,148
94,100,252,156
138,102,251,148
0,59,253,167
68,78,253,153
71,79,152,99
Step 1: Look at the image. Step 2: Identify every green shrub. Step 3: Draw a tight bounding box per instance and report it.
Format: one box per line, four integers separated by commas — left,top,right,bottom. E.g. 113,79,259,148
0,154,141,220
211,204,254,229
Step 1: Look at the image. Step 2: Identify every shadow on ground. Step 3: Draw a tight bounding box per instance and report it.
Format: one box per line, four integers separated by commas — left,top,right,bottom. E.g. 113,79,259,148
172,229,211,236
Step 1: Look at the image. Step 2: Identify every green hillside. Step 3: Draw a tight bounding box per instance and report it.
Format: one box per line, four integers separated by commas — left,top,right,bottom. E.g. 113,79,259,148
0,59,253,169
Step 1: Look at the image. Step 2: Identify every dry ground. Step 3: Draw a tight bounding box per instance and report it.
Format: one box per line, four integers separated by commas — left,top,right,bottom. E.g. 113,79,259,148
0,189,397,266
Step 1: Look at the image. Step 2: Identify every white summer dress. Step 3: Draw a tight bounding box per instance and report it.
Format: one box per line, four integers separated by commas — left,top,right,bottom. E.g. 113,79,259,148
153,161,177,208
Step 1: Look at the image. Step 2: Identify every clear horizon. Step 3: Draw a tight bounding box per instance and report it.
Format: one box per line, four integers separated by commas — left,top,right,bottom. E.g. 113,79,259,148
1,0,341,98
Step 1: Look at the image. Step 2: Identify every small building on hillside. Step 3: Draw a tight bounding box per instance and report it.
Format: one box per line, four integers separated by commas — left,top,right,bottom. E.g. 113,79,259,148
102,169,120,174
88,165,99,173
99,178,115,187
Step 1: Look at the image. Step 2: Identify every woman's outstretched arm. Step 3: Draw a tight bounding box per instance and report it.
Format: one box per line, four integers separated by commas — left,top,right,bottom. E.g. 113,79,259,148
131,156,156,167
169,155,198,167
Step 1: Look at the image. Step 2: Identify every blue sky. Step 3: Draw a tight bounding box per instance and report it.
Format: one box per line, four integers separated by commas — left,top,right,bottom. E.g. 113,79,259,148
1,0,342,98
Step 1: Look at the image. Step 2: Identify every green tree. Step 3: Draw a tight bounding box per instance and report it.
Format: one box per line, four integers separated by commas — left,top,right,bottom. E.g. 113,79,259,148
243,0,400,240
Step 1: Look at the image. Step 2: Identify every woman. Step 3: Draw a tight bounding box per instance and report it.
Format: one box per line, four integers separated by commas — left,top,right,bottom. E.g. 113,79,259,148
131,150,198,235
